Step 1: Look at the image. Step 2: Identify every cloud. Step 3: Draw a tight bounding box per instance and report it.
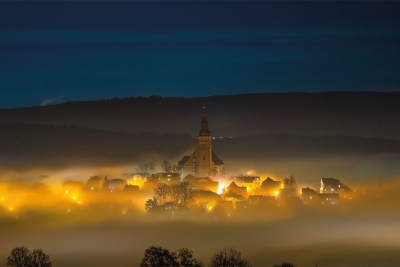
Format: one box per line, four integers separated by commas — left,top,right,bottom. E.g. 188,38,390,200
40,97,64,106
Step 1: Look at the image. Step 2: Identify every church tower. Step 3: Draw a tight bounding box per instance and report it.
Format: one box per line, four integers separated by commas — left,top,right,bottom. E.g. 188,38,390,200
196,108,213,177
178,108,225,179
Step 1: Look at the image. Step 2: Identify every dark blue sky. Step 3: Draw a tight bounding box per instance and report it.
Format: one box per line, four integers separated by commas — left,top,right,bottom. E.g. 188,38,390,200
0,1,399,109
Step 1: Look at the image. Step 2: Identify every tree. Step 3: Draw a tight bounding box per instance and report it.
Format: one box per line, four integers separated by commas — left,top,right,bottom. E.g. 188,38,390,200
161,160,172,173
283,175,297,189
145,198,159,213
178,248,203,267
140,246,179,267
7,247,32,267
273,263,295,267
31,249,52,267
154,183,169,205
178,182,196,207
140,246,202,267
161,160,180,173
209,248,251,267
169,184,181,203
137,162,157,173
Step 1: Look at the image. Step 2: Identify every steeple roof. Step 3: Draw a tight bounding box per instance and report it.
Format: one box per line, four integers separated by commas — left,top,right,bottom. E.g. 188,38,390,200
198,107,211,136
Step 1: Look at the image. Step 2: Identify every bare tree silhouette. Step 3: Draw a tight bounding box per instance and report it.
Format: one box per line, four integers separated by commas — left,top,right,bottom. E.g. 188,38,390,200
209,248,251,267
31,249,52,267
178,248,203,267
140,246,202,267
7,247,52,267
7,247,32,267
140,246,179,267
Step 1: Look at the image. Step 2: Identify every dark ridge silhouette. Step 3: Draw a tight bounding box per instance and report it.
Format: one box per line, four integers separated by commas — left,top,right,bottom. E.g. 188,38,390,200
0,123,399,169
0,123,196,169
1,92,400,140
213,134,400,160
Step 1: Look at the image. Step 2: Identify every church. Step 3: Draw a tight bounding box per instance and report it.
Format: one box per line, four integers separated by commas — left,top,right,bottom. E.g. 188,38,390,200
178,108,225,178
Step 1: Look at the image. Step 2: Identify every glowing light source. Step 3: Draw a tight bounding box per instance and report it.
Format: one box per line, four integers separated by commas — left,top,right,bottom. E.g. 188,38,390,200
65,190,68,194
217,185,224,195
275,191,279,196
10,208,13,211
73,197,76,200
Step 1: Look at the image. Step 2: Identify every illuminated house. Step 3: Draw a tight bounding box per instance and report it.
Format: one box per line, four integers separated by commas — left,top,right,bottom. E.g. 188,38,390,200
183,174,219,192
260,177,281,196
227,182,248,200
147,173,180,184
317,193,339,204
224,189,243,201
228,175,261,191
302,187,318,203
178,108,225,178
150,202,188,216
121,173,148,188
194,190,222,202
320,178,352,198
104,179,127,191
278,188,297,198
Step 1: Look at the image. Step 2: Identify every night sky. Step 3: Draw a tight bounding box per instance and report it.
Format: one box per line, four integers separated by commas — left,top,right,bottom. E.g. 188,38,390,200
0,1,399,109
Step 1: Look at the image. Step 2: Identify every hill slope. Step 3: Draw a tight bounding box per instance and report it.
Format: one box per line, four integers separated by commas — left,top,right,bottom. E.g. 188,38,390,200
0,123,399,169
1,92,400,140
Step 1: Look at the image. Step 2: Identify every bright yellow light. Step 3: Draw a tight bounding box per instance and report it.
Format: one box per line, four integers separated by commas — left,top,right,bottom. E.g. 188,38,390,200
1,198,3,201
65,190,68,194
208,207,212,210
77,201,81,204
73,197,76,200
91,187,93,190
275,191,279,195
10,208,13,211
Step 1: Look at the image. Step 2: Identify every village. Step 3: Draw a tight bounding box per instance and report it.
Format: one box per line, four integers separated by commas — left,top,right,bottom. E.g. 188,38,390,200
57,109,368,218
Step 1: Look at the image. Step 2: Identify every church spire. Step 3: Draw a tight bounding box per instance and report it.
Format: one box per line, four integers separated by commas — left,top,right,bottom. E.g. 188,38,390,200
198,107,211,136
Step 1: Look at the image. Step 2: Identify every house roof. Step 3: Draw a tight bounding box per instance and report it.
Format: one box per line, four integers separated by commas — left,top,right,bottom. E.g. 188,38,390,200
212,152,224,165
195,177,215,183
178,150,224,166
178,156,191,166
224,189,241,198
227,182,240,189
